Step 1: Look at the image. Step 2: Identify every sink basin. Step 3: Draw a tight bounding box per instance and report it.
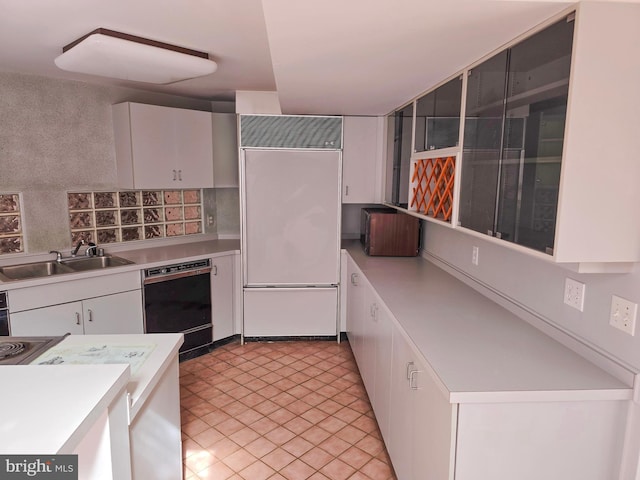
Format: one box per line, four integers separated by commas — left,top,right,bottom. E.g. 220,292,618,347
0,255,135,282
62,255,134,271
0,261,75,280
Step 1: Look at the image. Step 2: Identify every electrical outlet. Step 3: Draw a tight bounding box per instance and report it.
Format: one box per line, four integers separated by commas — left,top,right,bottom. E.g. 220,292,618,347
472,246,479,266
564,278,585,311
610,295,637,336
206,215,215,227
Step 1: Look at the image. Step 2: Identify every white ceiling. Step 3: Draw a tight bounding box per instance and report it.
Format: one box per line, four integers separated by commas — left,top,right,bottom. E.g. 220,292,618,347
0,0,593,115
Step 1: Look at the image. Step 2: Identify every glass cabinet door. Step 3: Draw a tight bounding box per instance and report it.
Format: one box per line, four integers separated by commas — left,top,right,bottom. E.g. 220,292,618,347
391,104,414,208
459,15,574,255
459,51,509,235
415,76,463,152
495,16,574,253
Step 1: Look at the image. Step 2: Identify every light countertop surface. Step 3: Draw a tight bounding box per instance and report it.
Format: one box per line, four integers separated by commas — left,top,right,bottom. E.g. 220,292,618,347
0,364,130,454
0,238,240,290
30,333,184,420
343,241,633,403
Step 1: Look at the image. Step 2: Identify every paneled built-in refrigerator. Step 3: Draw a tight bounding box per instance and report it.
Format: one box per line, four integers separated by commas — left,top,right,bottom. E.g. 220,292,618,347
241,148,341,337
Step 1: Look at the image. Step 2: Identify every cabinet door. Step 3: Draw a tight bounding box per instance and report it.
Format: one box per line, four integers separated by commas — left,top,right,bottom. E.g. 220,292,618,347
388,327,455,480
342,116,382,203
212,113,239,187
360,283,378,404
126,103,213,189
346,258,366,371
10,302,84,336
212,255,234,341
82,290,144,335
372,300,393,441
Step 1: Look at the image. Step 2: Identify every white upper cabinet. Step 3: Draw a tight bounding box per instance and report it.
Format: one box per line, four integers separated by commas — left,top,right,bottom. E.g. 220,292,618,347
112,102,214,189
212,113,239,188
342,116,384,203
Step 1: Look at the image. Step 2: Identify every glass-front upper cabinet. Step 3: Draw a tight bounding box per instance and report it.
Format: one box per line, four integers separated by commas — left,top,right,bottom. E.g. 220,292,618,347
390,104,413,208
459,15,574,254
414,76,463,152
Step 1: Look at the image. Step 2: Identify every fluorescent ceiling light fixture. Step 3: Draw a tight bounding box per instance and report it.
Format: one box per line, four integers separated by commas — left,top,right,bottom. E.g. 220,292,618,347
54,28,217,84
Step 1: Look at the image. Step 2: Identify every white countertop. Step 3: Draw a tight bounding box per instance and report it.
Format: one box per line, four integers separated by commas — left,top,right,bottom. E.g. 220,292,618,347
0,238,240,290
344,242,633,403
30,333,184,420
0,364,130,454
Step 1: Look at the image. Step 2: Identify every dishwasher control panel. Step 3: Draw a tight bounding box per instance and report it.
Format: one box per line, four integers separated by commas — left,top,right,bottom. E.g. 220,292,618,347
145,259,211,278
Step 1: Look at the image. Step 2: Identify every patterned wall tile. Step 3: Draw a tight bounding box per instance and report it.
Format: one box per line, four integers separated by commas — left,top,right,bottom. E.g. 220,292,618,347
142,191,162,206
165,207,183,221
0,193,24,254
96,210,118,227
67,189,202,247
0,215,21,234
185,222,202,235
68,192,92,210
94,192,116,208
0,194,19,213
0,237,22,254
166,223,184,236
183,190,200,204
164,190,182,204
69,212,93,229
184,206,201,220
97,229,119,244
121,209,141,225
119,191,140,207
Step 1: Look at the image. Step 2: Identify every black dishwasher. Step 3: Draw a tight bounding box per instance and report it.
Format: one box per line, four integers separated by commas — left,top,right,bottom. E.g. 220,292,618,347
143,259,212,359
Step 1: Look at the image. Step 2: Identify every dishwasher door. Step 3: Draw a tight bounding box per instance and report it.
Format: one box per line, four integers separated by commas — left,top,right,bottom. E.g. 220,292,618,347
143,270,212,355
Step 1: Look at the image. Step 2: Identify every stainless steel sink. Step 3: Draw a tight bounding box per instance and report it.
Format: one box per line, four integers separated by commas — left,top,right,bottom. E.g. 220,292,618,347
0,255,135,282
62,255,134,271
0,261,75,280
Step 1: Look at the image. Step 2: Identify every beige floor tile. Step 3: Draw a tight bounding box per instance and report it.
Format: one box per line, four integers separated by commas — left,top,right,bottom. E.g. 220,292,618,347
180,340,397,480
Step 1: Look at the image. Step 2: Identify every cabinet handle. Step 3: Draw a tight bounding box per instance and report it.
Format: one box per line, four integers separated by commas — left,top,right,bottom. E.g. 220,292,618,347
178,169,182,181
406,361,415,380
345,185,349,196
87,309,93,322
75,312,81,325
173,169,177,181
350,273,358,285
409,370,419,390
213,265,218,276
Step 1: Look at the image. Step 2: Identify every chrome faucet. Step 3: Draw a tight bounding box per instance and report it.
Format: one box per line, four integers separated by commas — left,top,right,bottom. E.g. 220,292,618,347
71,239,85,256
85,242,98,257
49,250,63,262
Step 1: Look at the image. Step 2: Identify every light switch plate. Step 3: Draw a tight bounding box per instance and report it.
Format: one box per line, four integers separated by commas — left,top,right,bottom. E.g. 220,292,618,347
472,246,479,266
564,278,585,311
610,295,637,336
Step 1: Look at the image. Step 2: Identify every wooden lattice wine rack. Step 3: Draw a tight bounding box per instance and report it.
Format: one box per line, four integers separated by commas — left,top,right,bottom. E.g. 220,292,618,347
409,156,455,222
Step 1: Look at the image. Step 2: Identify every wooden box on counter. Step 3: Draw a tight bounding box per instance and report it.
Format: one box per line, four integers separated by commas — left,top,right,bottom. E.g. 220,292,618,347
360,208,420,256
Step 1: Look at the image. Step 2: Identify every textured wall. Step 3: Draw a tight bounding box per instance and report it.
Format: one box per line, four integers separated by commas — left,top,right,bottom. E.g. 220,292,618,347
0,72,239,253
422,221,640,372
215,188,240,237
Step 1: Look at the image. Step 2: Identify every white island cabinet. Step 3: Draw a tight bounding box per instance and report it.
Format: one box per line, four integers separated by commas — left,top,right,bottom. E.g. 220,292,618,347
30,333,184,480
0,364,132,480
344,246,633,480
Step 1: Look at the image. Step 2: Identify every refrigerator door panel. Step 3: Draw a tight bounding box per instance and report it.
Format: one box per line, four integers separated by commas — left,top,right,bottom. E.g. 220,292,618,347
243,149,341,286
243,288,338,337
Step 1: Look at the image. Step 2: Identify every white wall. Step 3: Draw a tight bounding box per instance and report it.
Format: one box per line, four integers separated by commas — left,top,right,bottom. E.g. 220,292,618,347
422,221,640,372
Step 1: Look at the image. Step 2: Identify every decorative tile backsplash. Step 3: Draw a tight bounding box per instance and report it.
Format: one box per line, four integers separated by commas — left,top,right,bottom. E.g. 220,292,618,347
0,194,24,254
68,189,203,245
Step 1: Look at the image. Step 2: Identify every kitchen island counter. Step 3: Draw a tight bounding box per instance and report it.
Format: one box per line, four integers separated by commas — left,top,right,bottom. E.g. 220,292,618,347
31,333,183,421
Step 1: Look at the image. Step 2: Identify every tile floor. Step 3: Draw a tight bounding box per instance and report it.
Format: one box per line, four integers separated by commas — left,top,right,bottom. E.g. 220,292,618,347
179,339,397,480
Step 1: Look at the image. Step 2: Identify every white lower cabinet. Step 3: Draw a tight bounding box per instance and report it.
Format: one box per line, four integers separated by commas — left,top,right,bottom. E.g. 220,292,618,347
388,329,455,480
10,290,144,336
345,254,628,480
211,254,235,341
